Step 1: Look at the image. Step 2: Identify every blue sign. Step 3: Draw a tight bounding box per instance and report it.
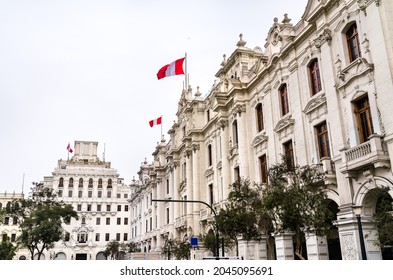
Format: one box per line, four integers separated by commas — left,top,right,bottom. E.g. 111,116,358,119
190,237,198,247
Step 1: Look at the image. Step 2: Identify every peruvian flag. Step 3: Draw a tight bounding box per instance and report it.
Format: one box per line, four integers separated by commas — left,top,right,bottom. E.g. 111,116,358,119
66,143,73,153
149,116,162,127
157,57,185,80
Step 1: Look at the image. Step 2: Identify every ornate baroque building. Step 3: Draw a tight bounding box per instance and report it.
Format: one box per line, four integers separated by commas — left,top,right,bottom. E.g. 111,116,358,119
129,0,393,260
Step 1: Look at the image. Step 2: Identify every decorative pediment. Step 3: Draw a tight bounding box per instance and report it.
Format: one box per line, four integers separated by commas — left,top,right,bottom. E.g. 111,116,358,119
252,133,268,148
204,167,214,178
303,93,327,116
336,58,374,91
274,115,295,140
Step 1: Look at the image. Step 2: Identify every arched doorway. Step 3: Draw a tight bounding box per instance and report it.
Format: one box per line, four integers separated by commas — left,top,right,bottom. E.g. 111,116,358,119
326,199,342,260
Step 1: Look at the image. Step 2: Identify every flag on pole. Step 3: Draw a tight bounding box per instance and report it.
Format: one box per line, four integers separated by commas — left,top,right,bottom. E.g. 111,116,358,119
149,116,162,127
157,57,185,80
66,143,73,153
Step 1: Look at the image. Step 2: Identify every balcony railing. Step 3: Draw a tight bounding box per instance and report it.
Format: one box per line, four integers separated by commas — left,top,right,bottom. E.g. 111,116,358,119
340,134,390,172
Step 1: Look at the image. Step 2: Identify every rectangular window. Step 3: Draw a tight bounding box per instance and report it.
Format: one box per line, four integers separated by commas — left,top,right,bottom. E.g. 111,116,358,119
98,190,102,198
166,208,170,224
95,233,100,242
2,234,7,242
13,217,18,225
4,217,9,225
124,205,129,212
149,217,152,231
315,122,330,159
105,233,110,241
107,204,111,212
232,120,239,145
11,234,16,242
88,190,92,198
106,218,110,225
234,166,240,182
166,179,170,194
97,204,101,211
107,191,111,198
117,205,121,211
58,190,63,197
124,233,128,241
68,190,73,197
87,204,91,211
259,154,268,184
116,233,121,241
77,204,82,211
355,96,374,143
78,190,82,198
117,217,121,225
96,217,101,225
124,217,128,225
283,140,295,170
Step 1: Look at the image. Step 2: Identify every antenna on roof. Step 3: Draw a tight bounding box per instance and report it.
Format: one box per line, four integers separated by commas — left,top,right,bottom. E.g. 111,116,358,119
103,143,106,162
21,173,25,194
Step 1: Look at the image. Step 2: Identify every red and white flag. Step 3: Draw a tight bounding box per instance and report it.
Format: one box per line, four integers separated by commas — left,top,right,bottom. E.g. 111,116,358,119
66,143,73,153
149,116,162,127
157,57,185,80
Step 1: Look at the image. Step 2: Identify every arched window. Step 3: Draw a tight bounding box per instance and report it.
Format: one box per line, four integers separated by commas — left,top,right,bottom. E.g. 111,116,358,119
107,179,112,189
346,23,361,62
58,177,64,188
279,84,289,116
256,103,264,132
207,144,213,167
78,178,83,188
232,120,239,145
88,178,93,188
309,59,322,95
69,178,74,188
98,178,103,188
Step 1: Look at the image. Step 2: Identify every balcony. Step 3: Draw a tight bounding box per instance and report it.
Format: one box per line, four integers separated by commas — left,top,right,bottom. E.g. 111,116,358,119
340,134,390,173
174,216,187,229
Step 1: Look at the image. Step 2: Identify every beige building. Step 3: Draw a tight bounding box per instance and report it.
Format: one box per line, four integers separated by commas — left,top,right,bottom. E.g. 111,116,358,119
129,0,393,260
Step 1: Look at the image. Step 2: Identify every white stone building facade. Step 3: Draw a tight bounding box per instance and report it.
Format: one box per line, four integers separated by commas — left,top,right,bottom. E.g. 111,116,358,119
129,0,393,260
37,140,131,260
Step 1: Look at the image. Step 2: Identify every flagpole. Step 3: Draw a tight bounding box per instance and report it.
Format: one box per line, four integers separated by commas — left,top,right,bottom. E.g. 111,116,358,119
161,115,163,141
184,52,188,89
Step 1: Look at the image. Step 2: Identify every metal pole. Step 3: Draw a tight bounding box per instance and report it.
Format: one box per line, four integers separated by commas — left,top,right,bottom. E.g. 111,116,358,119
152,198,220,259
356,214,367,260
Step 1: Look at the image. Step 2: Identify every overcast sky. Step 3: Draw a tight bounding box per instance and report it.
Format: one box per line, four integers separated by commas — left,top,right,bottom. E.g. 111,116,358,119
0,0,308,193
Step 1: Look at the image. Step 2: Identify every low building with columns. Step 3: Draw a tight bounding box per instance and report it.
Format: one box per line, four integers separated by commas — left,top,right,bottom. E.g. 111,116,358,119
129,0,393,260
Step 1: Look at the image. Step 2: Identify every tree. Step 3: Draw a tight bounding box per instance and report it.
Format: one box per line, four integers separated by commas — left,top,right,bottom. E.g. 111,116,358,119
104,240,120,260
172,239,191,260
0,238,18,260
201,229,233,257
371,186,393,258
262,159,334,259
6,183,78,260
216,178,272,256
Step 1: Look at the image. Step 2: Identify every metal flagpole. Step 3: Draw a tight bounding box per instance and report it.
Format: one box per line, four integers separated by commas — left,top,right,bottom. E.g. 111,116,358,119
184,52,188,89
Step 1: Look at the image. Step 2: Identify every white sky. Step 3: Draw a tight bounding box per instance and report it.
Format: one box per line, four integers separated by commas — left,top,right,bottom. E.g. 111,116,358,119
0,0,308,193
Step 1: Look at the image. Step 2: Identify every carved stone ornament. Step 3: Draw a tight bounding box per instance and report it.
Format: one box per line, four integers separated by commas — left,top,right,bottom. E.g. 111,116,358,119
314,29,332,49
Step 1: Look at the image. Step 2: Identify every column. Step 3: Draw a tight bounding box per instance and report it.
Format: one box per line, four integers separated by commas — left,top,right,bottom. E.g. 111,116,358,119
305,233,329,260
192,144,200,234
274,232,294,260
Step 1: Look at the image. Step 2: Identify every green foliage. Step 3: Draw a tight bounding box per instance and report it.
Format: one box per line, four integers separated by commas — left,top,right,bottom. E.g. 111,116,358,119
216,178,272,256
162,236,190,260
0,238,18,260
6,183,78,260
201,229,233,256
262,159,334,259
371,187,393,254
104,240,121,260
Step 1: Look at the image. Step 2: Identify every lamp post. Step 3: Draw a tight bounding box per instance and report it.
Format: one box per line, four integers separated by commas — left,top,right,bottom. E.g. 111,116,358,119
152,198,220,259
353,206,367,260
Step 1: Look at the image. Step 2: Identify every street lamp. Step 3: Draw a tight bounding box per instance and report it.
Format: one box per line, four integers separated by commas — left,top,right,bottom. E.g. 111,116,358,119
353,206,367,260
152,198,220,259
